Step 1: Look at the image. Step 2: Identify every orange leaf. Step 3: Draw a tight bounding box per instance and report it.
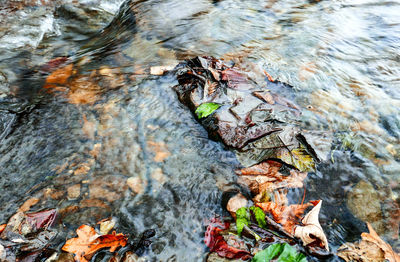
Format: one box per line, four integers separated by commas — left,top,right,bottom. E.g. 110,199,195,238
0,224,6,234
256,201,311,234
45,64,73,85
62,225,127,262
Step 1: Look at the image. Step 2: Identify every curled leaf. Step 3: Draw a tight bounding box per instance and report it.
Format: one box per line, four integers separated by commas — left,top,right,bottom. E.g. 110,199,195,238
294,200,329,251
337,223,400,262
62,225,127,262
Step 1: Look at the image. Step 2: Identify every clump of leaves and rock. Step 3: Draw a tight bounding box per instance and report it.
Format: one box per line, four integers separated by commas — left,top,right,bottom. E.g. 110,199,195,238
172,56,400,262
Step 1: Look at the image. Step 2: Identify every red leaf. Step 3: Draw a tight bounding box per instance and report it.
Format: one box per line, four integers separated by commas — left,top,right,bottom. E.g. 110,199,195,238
25,209,57,230
204,219,251,260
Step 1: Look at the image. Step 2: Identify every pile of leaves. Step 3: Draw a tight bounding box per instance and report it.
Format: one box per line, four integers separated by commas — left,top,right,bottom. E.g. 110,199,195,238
0,207,154,261
173,56,322,170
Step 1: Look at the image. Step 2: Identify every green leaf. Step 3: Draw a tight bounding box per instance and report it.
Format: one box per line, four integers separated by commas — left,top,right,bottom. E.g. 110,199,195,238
195,103,220,119
236,207,250,236
252,243,307,262
250,206,267,229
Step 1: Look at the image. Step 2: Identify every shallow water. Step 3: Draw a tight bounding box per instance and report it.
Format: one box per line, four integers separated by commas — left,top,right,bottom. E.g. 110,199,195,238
0,0,399,261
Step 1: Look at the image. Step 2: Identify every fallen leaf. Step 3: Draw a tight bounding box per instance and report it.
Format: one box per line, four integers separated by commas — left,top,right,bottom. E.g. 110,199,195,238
338,223,400,262
253,91,275,105
18,197,40,212
98,218,116,235
204,219,251,260
236,160,308,200
25,209,57,231
0,224,6,234
62,225,127,262
277,147,315,172
45,64,73,85
195,103,221,119
294,200,329,251
236,207,250,236
226,193,248,218
235,160,282,176
256,201,311,234
253,243,307,262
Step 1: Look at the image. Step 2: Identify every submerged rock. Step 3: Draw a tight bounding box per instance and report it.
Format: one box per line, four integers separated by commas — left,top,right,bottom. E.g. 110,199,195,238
347,180,385,235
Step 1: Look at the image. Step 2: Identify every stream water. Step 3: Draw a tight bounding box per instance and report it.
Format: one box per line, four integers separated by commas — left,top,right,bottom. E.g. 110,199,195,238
0,0,399,261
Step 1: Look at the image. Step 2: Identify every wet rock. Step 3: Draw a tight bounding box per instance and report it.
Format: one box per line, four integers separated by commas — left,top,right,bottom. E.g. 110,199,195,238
67,184,81,200
347,180,385,235
127,177,146,194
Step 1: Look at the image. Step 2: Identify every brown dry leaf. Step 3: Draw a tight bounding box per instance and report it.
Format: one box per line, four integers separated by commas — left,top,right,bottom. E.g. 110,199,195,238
226,193,248,218
338,223,400,262
235,160,282,176
236,160,307,200
256,201,312,234
253,91,275,105
62,225,127,262
294,200,329,251
18,197,40,212
147,141,171,162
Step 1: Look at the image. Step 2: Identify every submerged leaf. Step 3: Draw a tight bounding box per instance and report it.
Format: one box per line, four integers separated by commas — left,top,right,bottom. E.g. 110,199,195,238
252,243,307,262
278,147,315,172
195,103,221,119
62,225,127,262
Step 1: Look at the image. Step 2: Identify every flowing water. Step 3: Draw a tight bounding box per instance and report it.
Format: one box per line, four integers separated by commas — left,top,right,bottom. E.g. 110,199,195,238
0,0,399,261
